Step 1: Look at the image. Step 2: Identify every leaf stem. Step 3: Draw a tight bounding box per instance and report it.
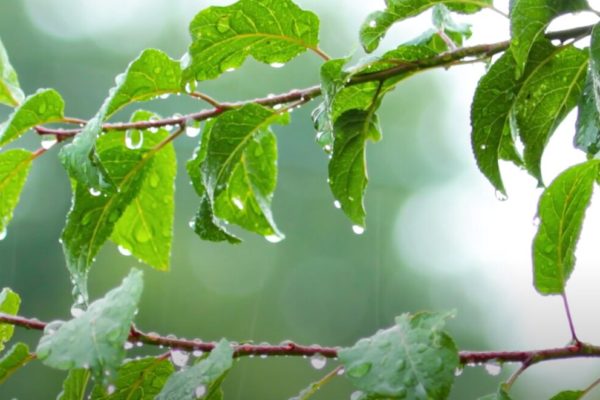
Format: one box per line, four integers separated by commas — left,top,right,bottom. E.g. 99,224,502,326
582,376,600,398
188,92,227,109
311,46,331,61
562,292,580,344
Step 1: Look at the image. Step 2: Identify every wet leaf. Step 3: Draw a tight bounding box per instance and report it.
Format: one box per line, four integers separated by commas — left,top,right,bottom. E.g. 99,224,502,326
0,38,24,107
0,149,33,237
0,343,33,384
57,369,91,400
0,288,20,352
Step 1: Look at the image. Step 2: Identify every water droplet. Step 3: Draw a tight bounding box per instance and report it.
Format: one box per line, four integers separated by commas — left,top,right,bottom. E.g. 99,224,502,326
125,130,143,150
192,350,204,357
352,225,365,235
186,125,201,138
232,197,244,210
369,20,377,28
195,384,207,398
124,342,134,350
532,216,540,226
273,104,283,110
170,350,190,368
480,144,487,150
117,245,132,257
217,15,230,32
347,362,371,378
225,67,236,73
324,144,333,152
484,361,502,376
159,93,170,100
89,188,102,197
149,174,160,188
350,391,364,400
185,82,195,93
270,62,285,68
188,219,195,229
70,303,85,318
265,234,283,244
494,190,508,201
41,136,58,150
333,200,341,209
454,366,463,376
0,229,7,241
135,228,150,243
310,354,327,370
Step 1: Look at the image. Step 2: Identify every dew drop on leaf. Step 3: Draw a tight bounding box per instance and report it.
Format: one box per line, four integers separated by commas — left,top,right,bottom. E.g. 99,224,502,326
159,93,170,100
125,129,143,150
265,234,283,244
484,361,502,376
352,225,365,235
454,366,464,376
333,200,341,209
369,20,377,28
310,354,327,370
89,188,102,197
123,341,134,350
192,349,204,357
0,229,6,241
232,197,244,210
195,384,207,398
350,391,364,400
270,62,285,68
41,136,58,150
186,125,201,138
170,349,190,368
117,245,132,257
494,190,508,201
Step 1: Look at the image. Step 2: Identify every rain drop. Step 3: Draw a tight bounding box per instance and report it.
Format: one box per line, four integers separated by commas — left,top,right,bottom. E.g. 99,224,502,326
70,303,85,318
124,342,134,350
484,361,502,376
454,366,464,376
117,245,132,257
352,225,365,235
170,350,190,368
195,384,207,398
350,391,364,400
185,82,195,93
107,385,116,395
125,130,143,150
89,188,102,197
494,190,508,201
0,229,6,241
188,219,196,229
232,197,244,210
225,67,236,73
265,234,283,244
159,93,170,100
41,136,58,150
186,125,201,138
310,354,327,370
333,200,341,209
270,62,285,68
192,350,204,357
532,216,540,226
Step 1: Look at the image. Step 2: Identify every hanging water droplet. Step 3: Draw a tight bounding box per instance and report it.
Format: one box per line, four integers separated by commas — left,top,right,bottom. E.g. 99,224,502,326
0,229,6,241
324,144,333,152
41,136,58,150
170,350,190,368
124,341,134,350
484,361,502,376
192,349,204,357
273,104,283,110
337,367,345,375
225,67,236,73
479,144,487,150
186,125,201,138
70,303,85,318
188,219,195,229
185,81,195,93
195,384,207,398
125,130,143,150
159,93,170,100
117,245,132,257
454,366,464,376
106,385,116,395
352,225,365,235
350,391,364,400
270,62,285,68
232,197,244,210
310,354,327,370
494,190,508,201
89,188,102,197
369,20,377,28
333,200,341,209
265,234,283,244
532,216,540,226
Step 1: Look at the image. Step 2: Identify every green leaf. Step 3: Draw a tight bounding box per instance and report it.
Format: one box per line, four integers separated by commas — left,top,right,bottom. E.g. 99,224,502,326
0,149,33,236
329,110,381,229
198,104,288,241
575,75,600,155
111,111,176,271
0,38,24,107
57,369,91,400
514,45,588,184
184,0,320,82
339,312,459,399
36,269,143,379
0,343,33,384
478,385,513,400
0,89,64,147
105,49,182,118
61,115,169,295
549,391,584,400
533,160,599,295
90,357,175,400
0,288,20,352
510,0,588,77
156,339,234,400
360,0,491,53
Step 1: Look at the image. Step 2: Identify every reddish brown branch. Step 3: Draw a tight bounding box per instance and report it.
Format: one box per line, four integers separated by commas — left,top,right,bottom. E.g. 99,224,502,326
4,313,600,364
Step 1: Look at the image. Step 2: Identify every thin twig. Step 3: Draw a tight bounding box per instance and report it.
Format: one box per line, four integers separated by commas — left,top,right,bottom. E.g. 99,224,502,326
562,292,580,344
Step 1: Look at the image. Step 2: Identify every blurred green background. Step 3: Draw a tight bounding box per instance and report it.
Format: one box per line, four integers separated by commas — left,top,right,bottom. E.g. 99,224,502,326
2,0,600,399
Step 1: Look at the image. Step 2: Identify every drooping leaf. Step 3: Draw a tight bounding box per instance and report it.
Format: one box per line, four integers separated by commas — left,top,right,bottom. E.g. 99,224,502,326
156,339,234,400
111,111,176,271
105,49,182,118
478,385,513,400
61,116,169,295
36,269,143,379
533,160,599,295
360,0,491,53
0,38,24,107
184,0,320,82
549,391,584,400
197,104,288,241
0,343,33,384
0,288,20,352
0,149,33,236
0,89,64,147
510,0,589,77
57,369,91,400
575,75,600,155
339,312,459,399
514,45,588,185
329,110,381,229
90,357,175,400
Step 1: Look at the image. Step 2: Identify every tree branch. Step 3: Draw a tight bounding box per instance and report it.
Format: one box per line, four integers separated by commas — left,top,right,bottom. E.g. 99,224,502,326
3,312,600,364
